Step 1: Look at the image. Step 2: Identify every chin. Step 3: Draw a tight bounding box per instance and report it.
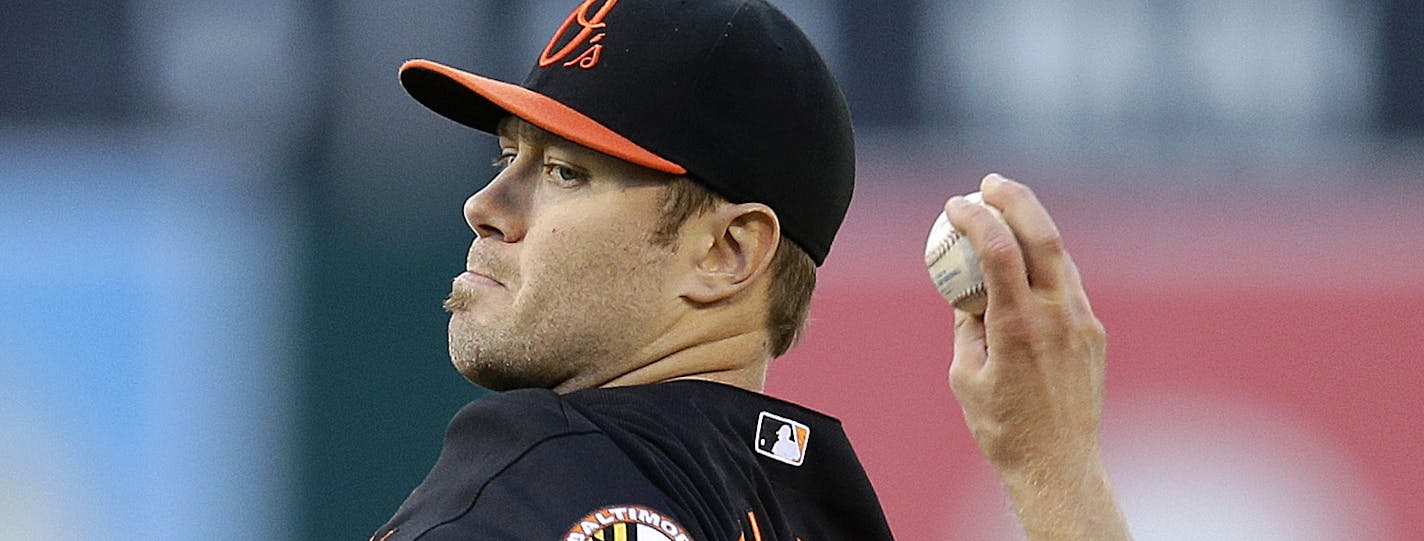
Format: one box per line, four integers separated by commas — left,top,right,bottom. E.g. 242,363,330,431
456,364,560,392
449,345,567,392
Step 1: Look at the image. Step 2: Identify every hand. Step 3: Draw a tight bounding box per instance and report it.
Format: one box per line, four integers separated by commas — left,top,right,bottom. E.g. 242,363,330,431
944,173,1128,540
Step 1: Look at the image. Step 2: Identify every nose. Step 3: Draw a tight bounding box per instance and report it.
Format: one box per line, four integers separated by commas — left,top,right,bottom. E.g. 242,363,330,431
463,169,525,242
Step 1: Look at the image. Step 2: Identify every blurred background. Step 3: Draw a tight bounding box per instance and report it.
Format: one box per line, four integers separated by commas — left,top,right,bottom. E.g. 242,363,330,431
2,0,1421,539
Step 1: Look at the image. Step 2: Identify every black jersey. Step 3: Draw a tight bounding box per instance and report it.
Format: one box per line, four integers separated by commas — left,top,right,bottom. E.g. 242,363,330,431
372,380,894,540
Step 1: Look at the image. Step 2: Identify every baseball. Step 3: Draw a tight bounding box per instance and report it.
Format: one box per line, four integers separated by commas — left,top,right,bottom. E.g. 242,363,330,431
924,191,1009,314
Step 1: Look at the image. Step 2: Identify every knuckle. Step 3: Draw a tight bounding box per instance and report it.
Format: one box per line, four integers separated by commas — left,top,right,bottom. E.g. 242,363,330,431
1033,229,1065,253
948,365,968,392
980,233,1020,263
1089,316,1106,335
1077,315,1108,345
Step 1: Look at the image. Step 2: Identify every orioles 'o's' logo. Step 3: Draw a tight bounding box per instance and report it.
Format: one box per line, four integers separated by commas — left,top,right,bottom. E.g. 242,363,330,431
539,0,619,69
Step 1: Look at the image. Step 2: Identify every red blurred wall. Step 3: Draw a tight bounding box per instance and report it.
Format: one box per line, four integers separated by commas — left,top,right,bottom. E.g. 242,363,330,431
770,173,1424,539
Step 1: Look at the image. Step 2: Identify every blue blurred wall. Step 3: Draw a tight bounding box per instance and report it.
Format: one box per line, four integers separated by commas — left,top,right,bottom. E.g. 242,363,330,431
0,131,298,539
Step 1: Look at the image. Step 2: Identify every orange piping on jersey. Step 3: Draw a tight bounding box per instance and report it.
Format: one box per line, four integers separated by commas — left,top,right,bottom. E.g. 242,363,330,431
747,510,764,541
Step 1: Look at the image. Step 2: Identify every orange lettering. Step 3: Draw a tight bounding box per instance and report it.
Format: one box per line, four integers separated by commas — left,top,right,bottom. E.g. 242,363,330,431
538,0,619,69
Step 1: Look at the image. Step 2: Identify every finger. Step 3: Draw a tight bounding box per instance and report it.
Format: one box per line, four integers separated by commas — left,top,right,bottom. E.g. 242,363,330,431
1060,251,1095,314
980,173,1066,293
949,308,987,391
945,193,1032,312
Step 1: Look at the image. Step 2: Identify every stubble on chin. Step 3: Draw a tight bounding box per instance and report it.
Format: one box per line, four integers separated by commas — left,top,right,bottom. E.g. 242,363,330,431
449,324,528,390
444,281,567,390
443,231,672,391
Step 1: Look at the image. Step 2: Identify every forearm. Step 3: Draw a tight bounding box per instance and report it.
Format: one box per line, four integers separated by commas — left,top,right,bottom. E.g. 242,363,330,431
997,456,1131,541
941,176,1131,540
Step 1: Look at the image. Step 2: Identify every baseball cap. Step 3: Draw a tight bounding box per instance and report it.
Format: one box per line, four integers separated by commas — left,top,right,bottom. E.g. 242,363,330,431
399,0,854,265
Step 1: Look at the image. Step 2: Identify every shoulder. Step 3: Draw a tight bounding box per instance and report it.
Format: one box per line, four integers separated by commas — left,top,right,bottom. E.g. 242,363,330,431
444,387,589,446
421,430,695,540
374,389,697,540
563,382,893,540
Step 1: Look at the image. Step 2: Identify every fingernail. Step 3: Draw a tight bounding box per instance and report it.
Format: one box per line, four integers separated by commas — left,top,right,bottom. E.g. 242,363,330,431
948,196,967,209
984,173,1004,187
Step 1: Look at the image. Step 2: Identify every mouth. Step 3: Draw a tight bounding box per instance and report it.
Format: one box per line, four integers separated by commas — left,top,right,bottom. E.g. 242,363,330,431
457,270,504,289
446,270,505,313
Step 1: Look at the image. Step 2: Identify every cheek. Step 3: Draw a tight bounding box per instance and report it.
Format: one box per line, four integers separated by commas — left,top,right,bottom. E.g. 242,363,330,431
521,219,666,298
532,205,657,260
516,191,669,291
515,223,605,299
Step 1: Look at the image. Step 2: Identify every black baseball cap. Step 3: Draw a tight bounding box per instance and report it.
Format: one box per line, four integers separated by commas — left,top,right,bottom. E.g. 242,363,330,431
399,0,854,265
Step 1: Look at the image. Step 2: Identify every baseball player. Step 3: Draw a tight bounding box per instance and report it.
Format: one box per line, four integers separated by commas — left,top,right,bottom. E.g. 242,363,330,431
373,1,1130,539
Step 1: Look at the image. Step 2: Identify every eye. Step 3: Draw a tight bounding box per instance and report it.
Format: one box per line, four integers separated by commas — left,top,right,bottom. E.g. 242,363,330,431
543,162,588,187
491,151,515,170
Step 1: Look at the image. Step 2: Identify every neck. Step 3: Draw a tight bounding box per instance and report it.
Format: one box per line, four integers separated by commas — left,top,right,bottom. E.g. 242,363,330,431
553,331,771,394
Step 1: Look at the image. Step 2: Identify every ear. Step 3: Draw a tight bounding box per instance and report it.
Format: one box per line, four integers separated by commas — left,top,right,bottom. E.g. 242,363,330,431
679,203,780,304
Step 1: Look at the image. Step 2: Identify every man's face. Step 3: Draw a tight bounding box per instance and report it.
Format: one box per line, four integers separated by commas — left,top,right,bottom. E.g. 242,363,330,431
444,118,679,391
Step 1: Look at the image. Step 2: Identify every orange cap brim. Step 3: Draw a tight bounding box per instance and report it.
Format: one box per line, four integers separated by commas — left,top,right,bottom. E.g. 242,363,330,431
399,59,687,175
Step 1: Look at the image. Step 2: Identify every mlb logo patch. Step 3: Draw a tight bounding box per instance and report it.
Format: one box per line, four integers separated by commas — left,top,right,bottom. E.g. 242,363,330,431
754,411,810,466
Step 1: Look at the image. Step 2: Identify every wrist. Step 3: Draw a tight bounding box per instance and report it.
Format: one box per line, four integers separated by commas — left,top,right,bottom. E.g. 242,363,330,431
996,452,1104,504
994,452,1131,541
995,446,1103,483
